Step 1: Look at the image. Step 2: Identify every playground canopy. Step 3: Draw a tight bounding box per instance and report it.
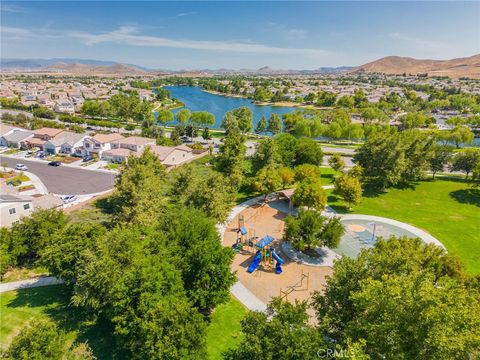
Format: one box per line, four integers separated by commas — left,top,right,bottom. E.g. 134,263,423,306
255,235,274,249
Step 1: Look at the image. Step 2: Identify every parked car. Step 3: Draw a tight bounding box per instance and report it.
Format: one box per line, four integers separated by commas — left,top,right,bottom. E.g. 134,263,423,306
62,195,78,204
15,163,28,171
35,151,45,158
48,161,61,167
83,155,93,162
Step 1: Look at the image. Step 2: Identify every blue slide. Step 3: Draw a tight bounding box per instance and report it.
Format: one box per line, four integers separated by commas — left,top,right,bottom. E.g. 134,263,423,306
247,251,262,273
271,249,285,265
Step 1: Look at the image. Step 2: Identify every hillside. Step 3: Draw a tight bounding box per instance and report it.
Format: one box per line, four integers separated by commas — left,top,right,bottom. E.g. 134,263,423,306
351,54,480,79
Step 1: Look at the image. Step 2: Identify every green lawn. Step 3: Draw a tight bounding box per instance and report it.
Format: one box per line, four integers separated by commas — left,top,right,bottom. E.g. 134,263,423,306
206,296,247,360
328,177,480,274
1,286,247,360
0,285,115,358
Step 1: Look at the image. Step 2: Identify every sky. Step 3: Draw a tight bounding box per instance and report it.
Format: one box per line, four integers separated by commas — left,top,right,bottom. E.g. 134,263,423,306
1,1,479,70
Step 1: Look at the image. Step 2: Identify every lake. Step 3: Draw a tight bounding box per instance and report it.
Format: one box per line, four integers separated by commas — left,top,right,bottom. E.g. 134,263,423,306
162,86,296,129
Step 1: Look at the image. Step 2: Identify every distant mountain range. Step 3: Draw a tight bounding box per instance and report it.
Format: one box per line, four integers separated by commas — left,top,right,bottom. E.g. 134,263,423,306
351,54,480,79
1,54,479,78
0,58,151,75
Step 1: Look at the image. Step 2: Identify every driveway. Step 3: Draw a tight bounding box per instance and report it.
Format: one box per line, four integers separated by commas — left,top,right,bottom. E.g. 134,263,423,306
0,156,116,195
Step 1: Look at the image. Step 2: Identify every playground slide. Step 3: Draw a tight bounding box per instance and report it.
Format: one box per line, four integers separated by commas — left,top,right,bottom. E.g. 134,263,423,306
247,251,262,273
271,250,285,265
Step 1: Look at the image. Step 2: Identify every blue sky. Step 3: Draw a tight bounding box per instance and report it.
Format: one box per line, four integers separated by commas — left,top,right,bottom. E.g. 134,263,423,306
1,1,479,70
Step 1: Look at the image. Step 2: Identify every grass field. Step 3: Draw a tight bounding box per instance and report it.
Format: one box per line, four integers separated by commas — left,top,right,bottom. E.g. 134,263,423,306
0,285,247,359
206,296,247,359
328,177,480,274
0,285,115,358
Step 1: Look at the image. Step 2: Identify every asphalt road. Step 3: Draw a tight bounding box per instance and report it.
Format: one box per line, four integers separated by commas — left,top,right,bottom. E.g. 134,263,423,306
0,156,116,195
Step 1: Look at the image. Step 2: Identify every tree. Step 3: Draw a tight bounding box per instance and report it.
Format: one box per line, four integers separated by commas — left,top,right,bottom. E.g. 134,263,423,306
190,111,215,129
336,95,355,108
334,174,363,208
157,108,174,126
472,161,480,186
110,148,166,225
176,108,191,124
398,112,432,129
157,207,236,312
252,165,282,200
277,167,295,188
226,299,325,360
360,107,388,124
428,144,454,179
294,138,324,166
254,116,267,134
292,179,327,211
448,126,474,148
283,209,344,251
222,107,252,134
294,164,321,182
273,133,298,166
450,149,480,179
72,226,209,359
9,209,69,262
7,319,65,360
328,154,345,172
267,113,282,135
312,237,477,360
40,222,105,285
178,172,235,223
216,127,246,188
251,138,282,173
354,131,406,190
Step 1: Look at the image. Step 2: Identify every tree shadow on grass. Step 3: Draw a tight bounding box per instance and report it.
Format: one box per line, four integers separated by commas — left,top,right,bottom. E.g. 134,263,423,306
449,188,480,207
6,285,119,359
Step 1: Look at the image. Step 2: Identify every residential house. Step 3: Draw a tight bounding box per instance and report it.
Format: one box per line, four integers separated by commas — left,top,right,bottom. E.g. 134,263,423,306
103,136,156,163
82,133,124,158
2,129,34,148
0,124,22,147
54,101,75,114
22,127,64,149
150,144,194,167
0,194,34,227
43,131,87,155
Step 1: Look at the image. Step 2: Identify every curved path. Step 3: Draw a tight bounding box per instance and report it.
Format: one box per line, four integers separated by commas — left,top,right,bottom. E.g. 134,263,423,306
0,155,116,195
0,276,64,293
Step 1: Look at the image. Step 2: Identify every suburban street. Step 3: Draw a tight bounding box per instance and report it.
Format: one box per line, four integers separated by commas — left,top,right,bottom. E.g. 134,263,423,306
0,156,116,195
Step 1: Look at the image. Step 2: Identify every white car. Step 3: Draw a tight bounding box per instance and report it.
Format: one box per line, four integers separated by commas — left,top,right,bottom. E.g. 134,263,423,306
15,164,28,171
62,195,78,204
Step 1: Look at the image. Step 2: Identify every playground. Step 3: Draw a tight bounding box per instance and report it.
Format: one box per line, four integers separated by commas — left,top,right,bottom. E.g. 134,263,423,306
222,199,333,315
223,196,446,319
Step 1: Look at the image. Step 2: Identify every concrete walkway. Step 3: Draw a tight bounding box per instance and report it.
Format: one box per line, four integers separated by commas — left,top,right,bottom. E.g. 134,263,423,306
0,276,64,294
339,213,446,249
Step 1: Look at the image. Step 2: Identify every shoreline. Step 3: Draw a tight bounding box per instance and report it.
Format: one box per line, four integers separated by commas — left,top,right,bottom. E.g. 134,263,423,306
202,89,325,110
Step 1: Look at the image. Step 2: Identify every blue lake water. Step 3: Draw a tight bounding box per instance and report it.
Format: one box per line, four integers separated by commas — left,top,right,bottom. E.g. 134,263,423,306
162,86,296,129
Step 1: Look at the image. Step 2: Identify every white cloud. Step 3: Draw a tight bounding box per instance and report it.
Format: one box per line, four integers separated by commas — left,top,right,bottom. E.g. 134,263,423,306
176,12,195,17
267,22,308,40
0,26,31,36
0,4,28,13
69,26,332,56
389,32,449,51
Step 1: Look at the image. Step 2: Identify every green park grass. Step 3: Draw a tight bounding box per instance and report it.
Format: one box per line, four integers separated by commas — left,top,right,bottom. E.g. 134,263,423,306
0,285,115,358
206,296,247,360
328,177,480,275
0,285,247,359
